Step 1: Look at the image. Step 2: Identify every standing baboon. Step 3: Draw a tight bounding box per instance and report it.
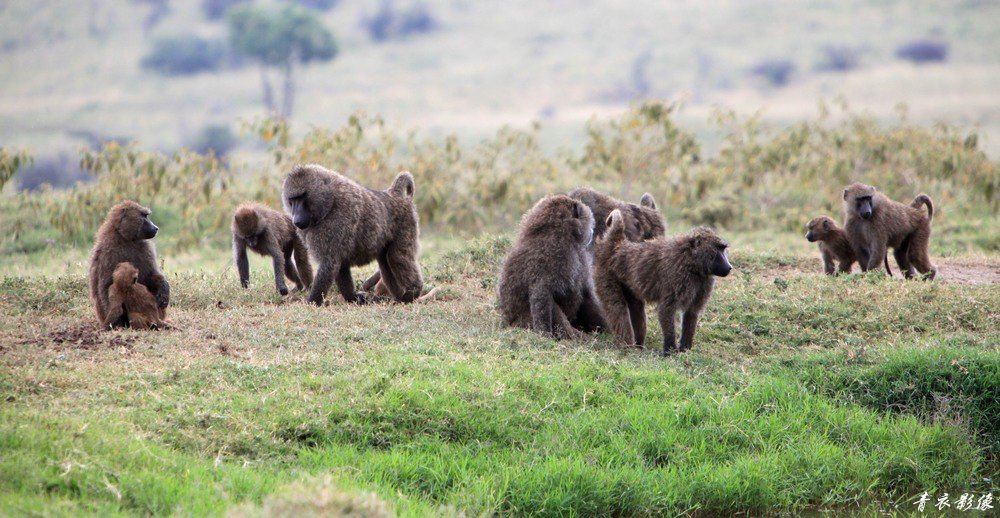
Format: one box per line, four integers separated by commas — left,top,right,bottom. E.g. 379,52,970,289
497,195,607,339
104,262,168,329
568,187,665,245
594,210,731,355
806,215,892,276
282,165,423,305
842,183,936,279
89,200,170,327
232,202,313,296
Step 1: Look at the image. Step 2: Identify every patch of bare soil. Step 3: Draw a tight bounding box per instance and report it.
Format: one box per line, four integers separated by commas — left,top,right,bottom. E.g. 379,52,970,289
758,258,999,285
17,323,136,351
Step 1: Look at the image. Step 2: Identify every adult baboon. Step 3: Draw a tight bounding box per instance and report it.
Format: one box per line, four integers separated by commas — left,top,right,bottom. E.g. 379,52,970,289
104,262,168,329
842,182,936,279
806,215,892,276
568,187,665,245
497,195,607,339
594,210,731,355
282,165,423,305
232,202,313,296
89,200,170,327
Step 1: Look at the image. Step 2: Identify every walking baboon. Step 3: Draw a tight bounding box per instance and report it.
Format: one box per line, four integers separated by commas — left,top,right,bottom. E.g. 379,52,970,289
594,210,731,355
497,195,608,339
104,262,168,329
568,187,665,245
89,200,170,327
232,202,313,296
842,183,936,279
806,215,892,276
282,165,423,305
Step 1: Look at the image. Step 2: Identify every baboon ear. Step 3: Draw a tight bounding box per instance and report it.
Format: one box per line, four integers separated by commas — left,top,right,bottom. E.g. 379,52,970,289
639,193,657,210
572,202,581,219
822,219,830,230
843,189,849,201
607,209,623,230
389,171,415,198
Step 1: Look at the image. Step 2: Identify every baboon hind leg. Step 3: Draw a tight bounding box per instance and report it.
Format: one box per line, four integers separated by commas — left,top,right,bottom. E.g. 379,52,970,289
361,270,381,292
624,289,646,346
893,237,914,279
283,250,305,291
572,288,608,333
528,286,557,337
907,226,936,280
598,283,635,346
376,244,422,303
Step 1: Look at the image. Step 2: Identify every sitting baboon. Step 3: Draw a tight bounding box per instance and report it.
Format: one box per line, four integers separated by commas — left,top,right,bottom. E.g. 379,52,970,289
89,200,170,327
104,262,168,329
282,165,423,305
232,203,313,296
842,183,936,279
497,195,608,339
568,187,665,246
594,210,731,355
806,215,892,276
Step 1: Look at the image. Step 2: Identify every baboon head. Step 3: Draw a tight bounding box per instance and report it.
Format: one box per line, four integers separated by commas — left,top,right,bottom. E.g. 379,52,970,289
112,262,139,287
523,195,594,246
283,165,335,230
688,227,732,277
631,192,665,241
113,200,158,241
388,171,415,198
233,205,262,248
843,182,878,221
805,216,836,242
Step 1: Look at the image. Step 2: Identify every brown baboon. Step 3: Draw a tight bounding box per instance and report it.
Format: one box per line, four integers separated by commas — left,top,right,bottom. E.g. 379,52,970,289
594,210,731,355
496,195,608,339
568,187,665,245
89,200,170,327
282,165,423,305
806,215,892,276
232,202,313,296
104,262,168,329
842,183,936,279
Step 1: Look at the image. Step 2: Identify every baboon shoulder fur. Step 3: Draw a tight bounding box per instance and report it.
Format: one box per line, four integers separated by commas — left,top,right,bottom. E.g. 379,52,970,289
497,195,607,339
282,164,422,304
842,182,936,279
89,200,169,327
568,187,664,243
232,202,313,295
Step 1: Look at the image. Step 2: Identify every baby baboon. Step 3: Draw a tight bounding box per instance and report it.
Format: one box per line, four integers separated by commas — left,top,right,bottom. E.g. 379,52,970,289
497,195,607,339
232,202,313,296
806,215,892,276
842,183,936,279
282,165,423,305
104,262,168,329
89,200,170,327
594,210,731,355
568,187,665,244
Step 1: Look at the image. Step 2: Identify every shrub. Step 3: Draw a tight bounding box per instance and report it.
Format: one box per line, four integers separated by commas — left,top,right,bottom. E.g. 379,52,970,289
0,148,32,191
14,153,88,191
895,39,948,64
816,45,861,72
202,0,249,20
187,124,238,157
141,35,226,76
361,0,438,43
750,58,795,87
292,0,340,11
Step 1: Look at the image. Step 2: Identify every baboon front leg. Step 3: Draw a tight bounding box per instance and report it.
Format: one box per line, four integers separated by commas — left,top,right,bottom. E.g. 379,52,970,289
624,289,646,346
893,242,913,279
822,250,836,275
528,286,556,337
554,305,582,340
148,273,170,309
307,260,337,305
573,288,608,333
234,238,250,288
678,310,700,351
598,284,635,346
283,250,304,291
865,241,888,274
103,293,127,330
656,303,677,356
335,263,364,304
837,260,853,275
270,251,289,296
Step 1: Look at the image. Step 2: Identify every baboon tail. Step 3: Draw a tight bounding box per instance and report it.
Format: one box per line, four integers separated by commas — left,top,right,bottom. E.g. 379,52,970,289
911,194,933,221
883,254,893,277
389,171,415,198
292,239,313,288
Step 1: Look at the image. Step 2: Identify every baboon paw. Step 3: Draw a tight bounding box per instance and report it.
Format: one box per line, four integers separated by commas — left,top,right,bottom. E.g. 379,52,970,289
278,287,289,296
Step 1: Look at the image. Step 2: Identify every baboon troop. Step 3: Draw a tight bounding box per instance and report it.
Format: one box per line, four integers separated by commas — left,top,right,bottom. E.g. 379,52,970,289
568,187,665,246
497,195,608,339
232,203,313,296
594,210,731,355
88,200,170,328
842,182,936,279
282,164,423,306
104,262,168,329
806,215,892,276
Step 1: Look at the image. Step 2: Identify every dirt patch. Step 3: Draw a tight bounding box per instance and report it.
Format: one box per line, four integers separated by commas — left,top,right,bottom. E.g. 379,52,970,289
16,323,136,351
755,258,999,286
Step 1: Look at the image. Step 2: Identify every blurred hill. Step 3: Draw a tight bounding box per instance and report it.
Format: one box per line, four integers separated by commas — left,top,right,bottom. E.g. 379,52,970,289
1,0,998,160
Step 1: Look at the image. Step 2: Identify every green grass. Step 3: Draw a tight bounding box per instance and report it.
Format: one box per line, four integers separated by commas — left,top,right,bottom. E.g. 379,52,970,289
1,232,997,515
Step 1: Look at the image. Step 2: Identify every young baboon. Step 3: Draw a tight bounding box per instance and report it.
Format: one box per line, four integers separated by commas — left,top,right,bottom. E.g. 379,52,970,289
805,215,892,276
496,195,608,339
594,210,731,355
89,200,170,327
842,182,936,279
104,262,168,329
282,165,423,305
232,202,313,296
568,187,665,245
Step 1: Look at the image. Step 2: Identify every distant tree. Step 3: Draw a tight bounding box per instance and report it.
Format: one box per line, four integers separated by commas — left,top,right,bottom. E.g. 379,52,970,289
292,0,340,11
141,35,226,76
750,58,795,87
895,39,948,64
187,124,238,157
816,45,861,72
203,0,249,21
132,0,171,33
361,0,438,43
228,5,338,118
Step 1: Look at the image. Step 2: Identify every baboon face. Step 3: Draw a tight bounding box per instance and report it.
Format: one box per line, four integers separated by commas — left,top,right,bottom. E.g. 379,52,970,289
844,183,877,221
282,166,334,230
233,208,262,248
690,228,732,277
112,262,139,287
805,216,834,242
117,202,158,241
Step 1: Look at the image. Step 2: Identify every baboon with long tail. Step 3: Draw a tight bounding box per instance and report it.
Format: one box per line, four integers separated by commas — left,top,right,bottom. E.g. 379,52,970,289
842,183,936,279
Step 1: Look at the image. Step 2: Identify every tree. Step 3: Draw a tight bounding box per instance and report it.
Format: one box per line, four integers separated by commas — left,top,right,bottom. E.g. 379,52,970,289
228,5,337,118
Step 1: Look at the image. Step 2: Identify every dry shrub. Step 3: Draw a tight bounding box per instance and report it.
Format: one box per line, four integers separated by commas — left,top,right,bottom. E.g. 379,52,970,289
228,475,393,518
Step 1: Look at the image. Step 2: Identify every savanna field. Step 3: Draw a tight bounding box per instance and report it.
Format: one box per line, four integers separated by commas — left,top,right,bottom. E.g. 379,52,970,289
1,103,998,516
